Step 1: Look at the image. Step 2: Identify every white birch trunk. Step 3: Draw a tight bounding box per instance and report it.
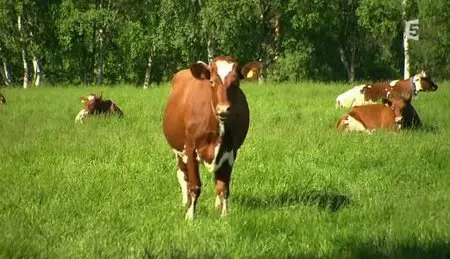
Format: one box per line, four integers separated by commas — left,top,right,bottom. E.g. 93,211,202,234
97,28,104,85
1,60,11,86
32,56,41,87
18,15,29,89
339,45,355,82
143,52,153,89
402,0,410,79
207,36,214,64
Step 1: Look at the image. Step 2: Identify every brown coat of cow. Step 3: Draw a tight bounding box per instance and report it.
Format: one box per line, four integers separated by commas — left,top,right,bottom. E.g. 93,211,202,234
163,56,250,220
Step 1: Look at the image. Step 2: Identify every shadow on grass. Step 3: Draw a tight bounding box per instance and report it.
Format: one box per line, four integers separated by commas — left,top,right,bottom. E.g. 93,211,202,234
417,124,440,134
234,188,351,212
142,241,450,258
143,249,232,259
336,241,450,259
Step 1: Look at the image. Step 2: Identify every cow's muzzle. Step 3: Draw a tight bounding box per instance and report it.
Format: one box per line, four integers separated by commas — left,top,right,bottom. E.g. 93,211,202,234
216,104,230,121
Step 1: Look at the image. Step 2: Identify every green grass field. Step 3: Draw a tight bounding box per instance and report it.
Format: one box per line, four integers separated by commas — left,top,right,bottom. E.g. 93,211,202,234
1,82,449,258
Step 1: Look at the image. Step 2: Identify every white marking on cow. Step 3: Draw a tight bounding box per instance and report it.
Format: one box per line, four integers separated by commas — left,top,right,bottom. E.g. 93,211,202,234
215,60,234,83
74,109,88,123
185,198,195,220
87,95,95,101
335,85,366,108
173,148,188,164
215,195,221,209
177,169,190,207
395,116,403,130
413,75,423,92
389,80,399,87
202,144,221,172
220,198,227,217
219,121,225,136
343,115,370,133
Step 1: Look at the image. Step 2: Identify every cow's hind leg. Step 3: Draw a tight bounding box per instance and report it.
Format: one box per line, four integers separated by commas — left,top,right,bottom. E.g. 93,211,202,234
214,151,235,217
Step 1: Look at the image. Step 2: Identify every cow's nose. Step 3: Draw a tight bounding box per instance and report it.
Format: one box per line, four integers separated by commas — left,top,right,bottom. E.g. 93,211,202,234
216,105,230,119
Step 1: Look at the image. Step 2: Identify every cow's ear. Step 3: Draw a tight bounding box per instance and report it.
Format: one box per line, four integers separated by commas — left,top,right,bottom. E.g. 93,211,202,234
382,98,392,107
80,96,87,103
190,62,210,80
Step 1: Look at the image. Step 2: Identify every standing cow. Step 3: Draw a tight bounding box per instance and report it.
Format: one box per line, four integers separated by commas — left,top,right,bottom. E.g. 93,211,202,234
75,92,123,123
163,56,250,220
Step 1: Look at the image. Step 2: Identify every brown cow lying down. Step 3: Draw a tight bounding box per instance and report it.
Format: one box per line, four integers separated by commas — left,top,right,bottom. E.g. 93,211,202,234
335,70,438,108
0,91,6,105
336,93,408,133
74,92,123,123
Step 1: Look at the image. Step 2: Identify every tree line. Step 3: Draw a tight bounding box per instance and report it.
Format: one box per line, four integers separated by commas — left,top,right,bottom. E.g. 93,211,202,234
0,0,448,88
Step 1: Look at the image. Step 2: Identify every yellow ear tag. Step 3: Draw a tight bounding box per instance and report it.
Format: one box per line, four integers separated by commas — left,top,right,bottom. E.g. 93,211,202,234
246,70,254,78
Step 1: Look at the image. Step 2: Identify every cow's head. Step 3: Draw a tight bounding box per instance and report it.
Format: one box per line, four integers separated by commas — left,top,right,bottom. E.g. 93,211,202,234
190,56,244,121
80,92,102,114
0,92,6,105
382,92,408,127
412,70,438,93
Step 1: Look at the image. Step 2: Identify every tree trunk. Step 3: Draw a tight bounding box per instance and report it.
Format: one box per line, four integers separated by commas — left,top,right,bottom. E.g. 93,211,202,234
97,28,104,85
32,56,41,87
349,43,356,82
1,60,11,86
0,47,11,86
18,15,29,89
143,51,153,89
207,34,214,64
339,45,354,82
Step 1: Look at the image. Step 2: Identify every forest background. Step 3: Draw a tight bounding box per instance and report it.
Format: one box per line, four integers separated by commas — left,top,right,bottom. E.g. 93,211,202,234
0,0,448,88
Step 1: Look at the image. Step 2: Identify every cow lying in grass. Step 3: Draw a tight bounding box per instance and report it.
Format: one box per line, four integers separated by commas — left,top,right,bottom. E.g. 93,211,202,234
335,70,438,109
336,92,409,133
74,92,123,123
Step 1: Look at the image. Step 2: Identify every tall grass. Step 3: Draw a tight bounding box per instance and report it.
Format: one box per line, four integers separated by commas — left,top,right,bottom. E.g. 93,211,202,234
0,82,449,258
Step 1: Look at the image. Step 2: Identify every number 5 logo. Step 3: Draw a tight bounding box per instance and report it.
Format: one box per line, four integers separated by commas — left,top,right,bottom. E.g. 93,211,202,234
406,19,419,40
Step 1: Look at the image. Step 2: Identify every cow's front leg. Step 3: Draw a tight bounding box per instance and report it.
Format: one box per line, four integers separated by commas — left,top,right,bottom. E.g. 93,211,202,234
176,155,190,207
185,146,201,220
214,152,235,217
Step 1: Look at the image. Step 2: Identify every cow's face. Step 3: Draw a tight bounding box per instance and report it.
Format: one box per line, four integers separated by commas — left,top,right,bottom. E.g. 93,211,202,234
414,70,438,92
0,92,6,105
190,57,243,121
383,93,407,119
80,93,102,114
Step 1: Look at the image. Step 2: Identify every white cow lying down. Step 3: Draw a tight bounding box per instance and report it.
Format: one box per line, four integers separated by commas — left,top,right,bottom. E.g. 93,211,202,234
335,84,367,108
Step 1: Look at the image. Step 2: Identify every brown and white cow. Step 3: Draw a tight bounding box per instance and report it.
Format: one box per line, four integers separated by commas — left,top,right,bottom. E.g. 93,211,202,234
335,70,438,108
163,56,250,220
336,93,407,133
74,92,123,123
0,91,6,105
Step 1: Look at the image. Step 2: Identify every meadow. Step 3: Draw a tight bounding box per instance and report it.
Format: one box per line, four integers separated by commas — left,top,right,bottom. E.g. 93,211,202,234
0,81,449,258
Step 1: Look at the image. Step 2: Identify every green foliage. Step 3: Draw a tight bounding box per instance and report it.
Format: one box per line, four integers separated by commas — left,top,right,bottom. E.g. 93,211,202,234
1,83,449,257
0,0,449,85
